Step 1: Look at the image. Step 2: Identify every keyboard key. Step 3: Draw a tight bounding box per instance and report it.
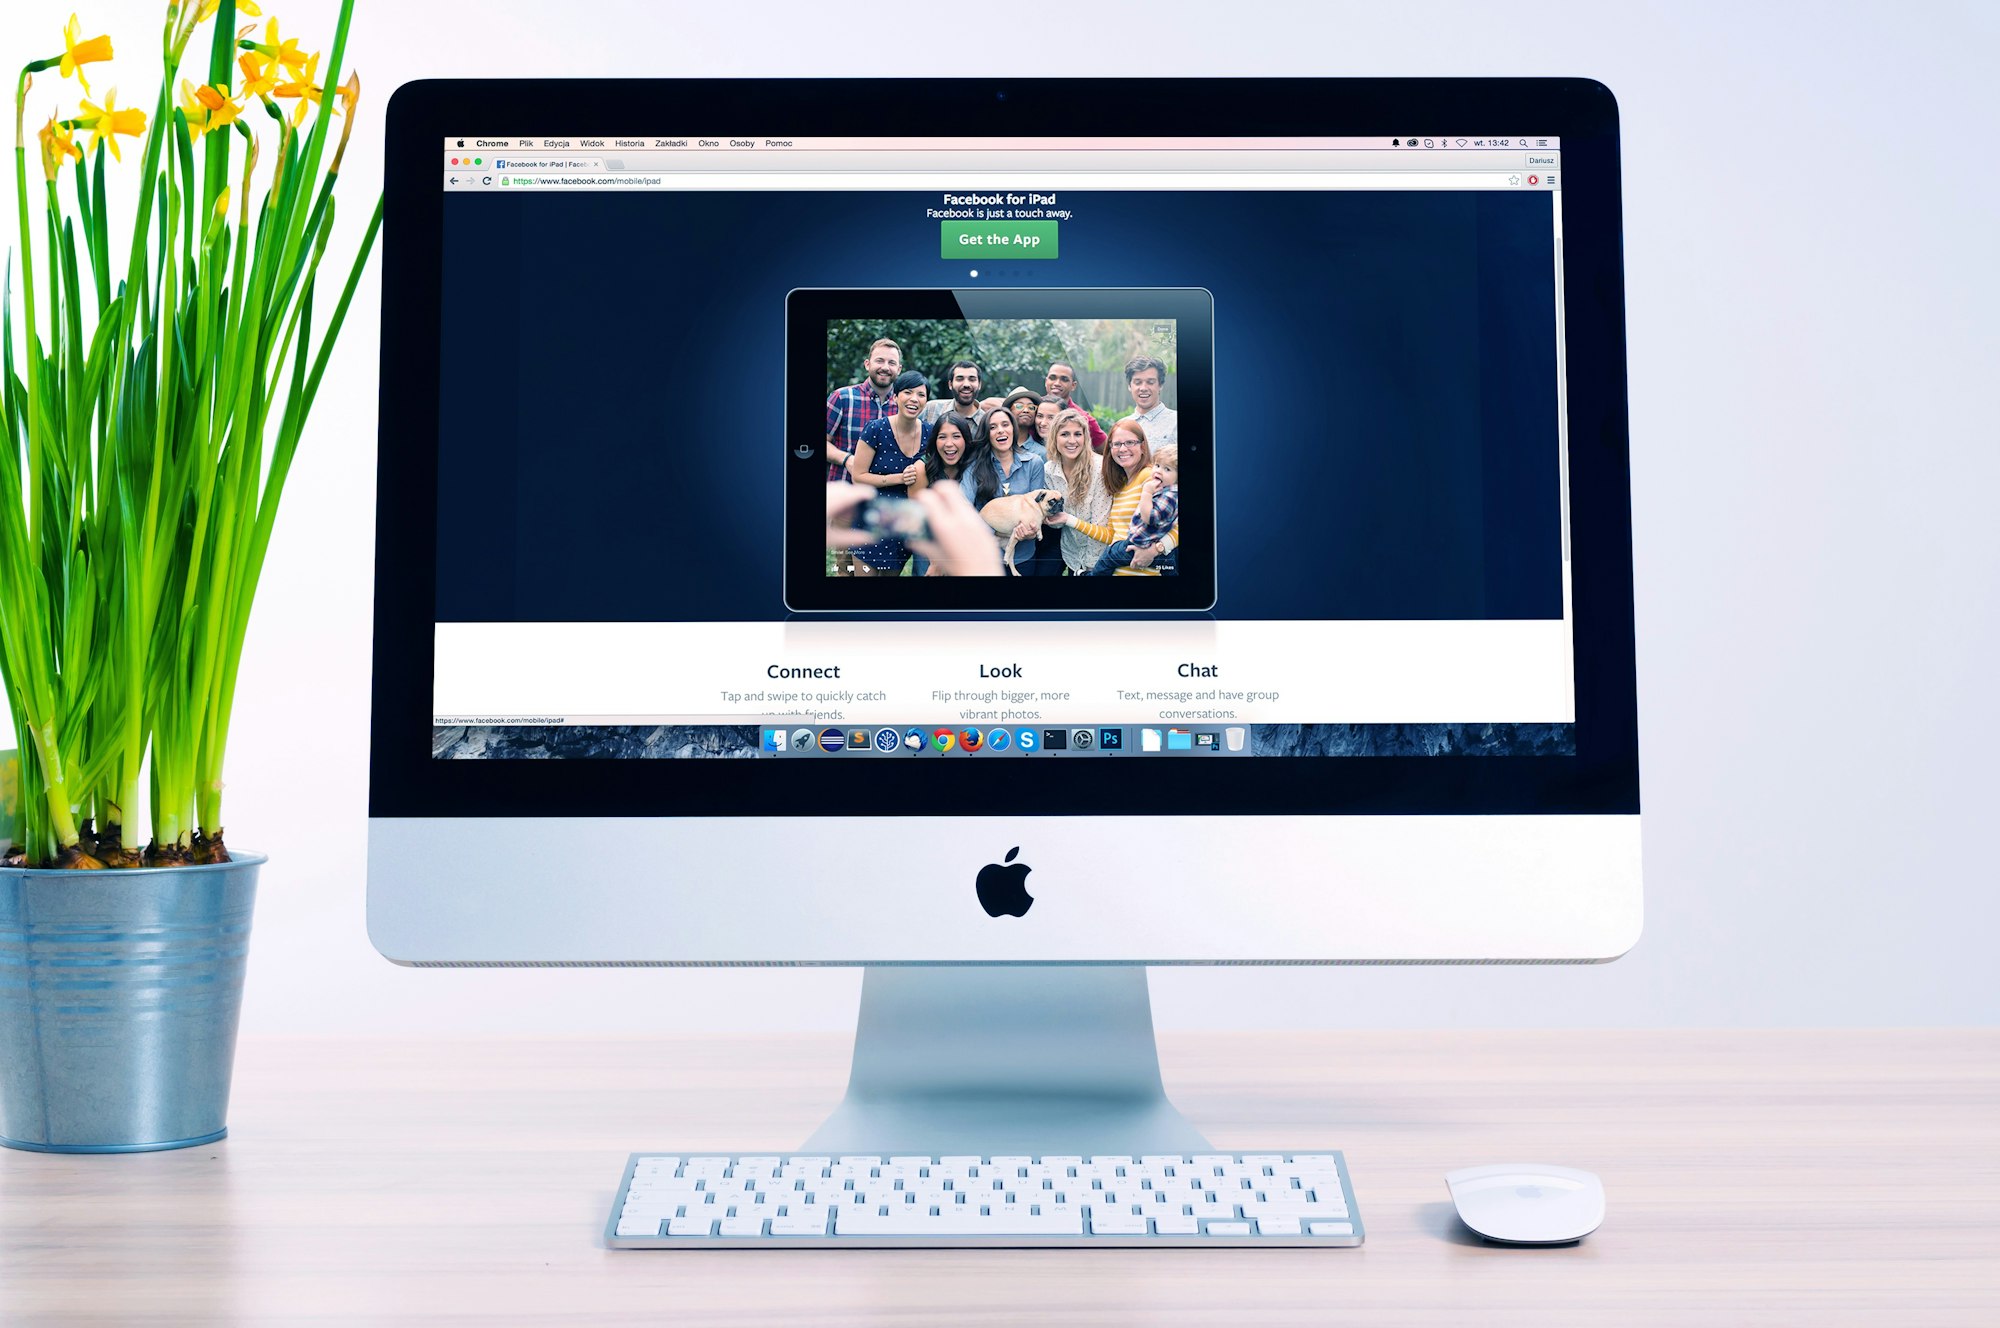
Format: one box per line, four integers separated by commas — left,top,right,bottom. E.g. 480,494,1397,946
1242,1203,1348,1221
1089,1212,1149,1235
771,1213,828,1236
835,1209,1083,1236
1308,1221,1356,1237
615,1218,663,1238
666,1217,715,1236
1155,1215,1200,1235
1255,1217,1301,1235
1204,1221,1254,1236
718,1216,766,1237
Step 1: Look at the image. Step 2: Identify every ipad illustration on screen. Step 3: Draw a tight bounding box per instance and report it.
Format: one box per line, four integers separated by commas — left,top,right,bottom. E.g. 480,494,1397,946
786,287,1215,612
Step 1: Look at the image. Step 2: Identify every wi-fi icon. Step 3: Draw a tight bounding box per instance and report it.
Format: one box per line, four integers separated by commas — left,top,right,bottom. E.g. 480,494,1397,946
1456,138,1468,147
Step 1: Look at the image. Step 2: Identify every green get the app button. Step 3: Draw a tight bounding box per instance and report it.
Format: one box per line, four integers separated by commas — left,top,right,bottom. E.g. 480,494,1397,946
941,220,1059,260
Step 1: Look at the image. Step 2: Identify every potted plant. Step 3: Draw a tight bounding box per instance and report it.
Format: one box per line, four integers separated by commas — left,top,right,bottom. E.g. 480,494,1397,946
0,0,376,1151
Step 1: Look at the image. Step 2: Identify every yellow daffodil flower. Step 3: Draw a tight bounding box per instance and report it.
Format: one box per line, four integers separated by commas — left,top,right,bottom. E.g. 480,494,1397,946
250,18,313,78
274,52,324,124
179,79,242,140
59,15,115,98
238,50,278,98
75,90,148,163
38,113,84,182
195,0,261,20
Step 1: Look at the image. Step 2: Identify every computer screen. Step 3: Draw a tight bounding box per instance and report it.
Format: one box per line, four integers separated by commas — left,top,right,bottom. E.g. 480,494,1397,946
428,135,1576,767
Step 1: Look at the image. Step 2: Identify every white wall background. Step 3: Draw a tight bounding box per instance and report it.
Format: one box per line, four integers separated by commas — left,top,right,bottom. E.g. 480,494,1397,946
3,0,1995,1033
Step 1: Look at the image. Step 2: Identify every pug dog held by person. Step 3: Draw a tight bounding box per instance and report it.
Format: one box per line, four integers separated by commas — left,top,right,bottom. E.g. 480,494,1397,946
980,490,1065,575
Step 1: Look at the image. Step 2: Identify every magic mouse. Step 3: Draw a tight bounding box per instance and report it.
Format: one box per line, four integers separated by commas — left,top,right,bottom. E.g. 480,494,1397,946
1445,1164,1604,1245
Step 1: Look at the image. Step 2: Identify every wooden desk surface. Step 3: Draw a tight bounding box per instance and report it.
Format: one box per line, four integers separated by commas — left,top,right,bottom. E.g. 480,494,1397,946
2,1031,1996,1325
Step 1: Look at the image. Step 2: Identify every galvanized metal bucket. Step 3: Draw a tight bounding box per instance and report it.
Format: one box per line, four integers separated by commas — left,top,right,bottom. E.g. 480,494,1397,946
0,854,261,1153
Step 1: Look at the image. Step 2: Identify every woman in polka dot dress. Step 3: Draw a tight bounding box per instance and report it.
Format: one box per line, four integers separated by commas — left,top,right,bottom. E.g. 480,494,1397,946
850,370,934,576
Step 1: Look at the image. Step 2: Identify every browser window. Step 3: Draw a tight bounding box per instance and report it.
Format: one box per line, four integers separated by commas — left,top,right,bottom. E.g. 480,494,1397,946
430,136,1573,759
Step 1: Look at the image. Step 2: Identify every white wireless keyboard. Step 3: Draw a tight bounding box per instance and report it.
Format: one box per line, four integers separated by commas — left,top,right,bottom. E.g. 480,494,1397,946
606,1151,1363,1248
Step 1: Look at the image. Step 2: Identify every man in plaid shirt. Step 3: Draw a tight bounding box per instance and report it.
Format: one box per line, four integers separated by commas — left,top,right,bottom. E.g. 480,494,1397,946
825,337,903,482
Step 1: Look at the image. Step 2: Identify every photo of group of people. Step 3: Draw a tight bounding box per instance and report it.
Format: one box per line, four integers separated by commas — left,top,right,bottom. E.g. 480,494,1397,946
822,318,1182,580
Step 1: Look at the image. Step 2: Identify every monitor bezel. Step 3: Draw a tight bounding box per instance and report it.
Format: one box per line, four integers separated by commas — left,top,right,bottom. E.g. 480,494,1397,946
373,77,1637,820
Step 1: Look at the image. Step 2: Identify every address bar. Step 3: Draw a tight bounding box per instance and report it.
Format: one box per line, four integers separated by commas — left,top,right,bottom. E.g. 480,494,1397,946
482,171,1525,192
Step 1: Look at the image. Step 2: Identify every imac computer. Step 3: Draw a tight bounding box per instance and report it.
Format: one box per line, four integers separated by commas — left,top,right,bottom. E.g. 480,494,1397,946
367,78,1639,1242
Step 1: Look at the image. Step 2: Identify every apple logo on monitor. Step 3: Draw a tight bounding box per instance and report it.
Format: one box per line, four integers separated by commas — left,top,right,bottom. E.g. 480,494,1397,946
975,847,1034,918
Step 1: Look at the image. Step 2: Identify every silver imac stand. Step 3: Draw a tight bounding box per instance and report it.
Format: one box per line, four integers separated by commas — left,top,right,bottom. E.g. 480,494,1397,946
802,966,1212,1156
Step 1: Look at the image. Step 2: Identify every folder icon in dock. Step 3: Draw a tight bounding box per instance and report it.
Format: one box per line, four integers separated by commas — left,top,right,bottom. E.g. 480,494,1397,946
1167,728,1192,751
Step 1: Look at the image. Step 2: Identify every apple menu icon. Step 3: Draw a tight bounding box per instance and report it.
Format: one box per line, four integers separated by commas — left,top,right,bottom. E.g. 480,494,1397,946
975,847,1034,918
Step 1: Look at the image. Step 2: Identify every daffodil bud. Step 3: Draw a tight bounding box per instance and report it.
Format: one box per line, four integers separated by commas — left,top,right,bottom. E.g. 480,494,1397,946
205,188,231,248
